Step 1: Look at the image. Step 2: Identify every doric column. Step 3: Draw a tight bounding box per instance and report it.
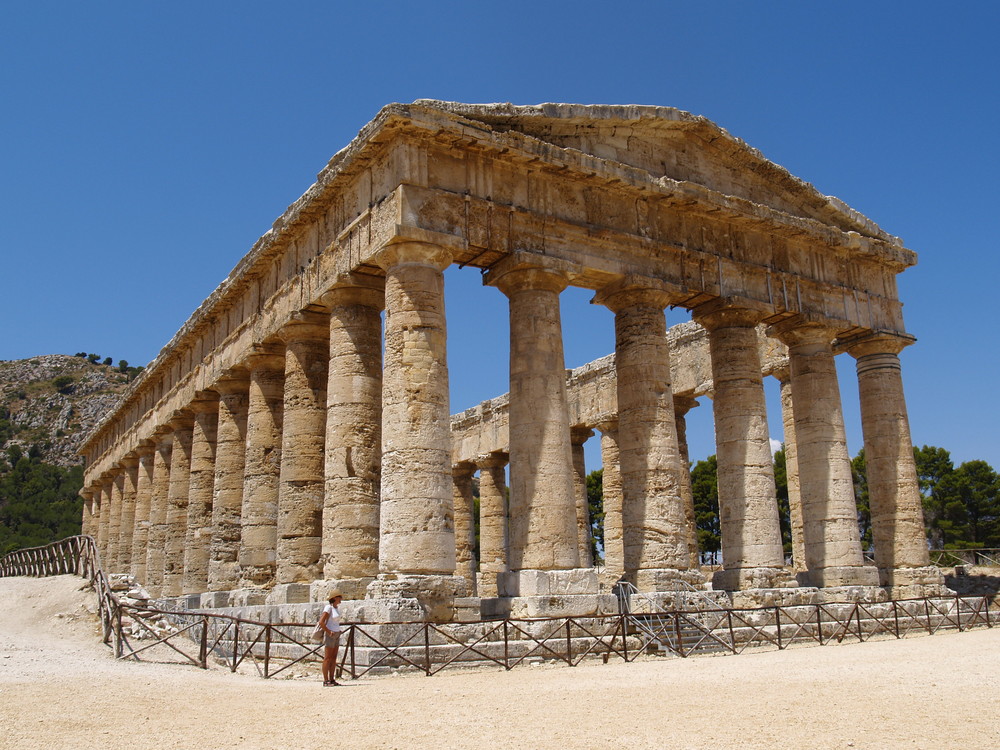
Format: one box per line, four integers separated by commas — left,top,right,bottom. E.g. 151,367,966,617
570,426,594,567
145,430,172,597
80,488,94,539
594,278,693,588
183,393,219,595
239,344,284,590
845,333,939,587
321,278,384,582
475,452,508,597
489,262,578,572
771,321,877,588
96,478,111,564
108,470,124,571
208,371,249,592
673,395,701,568
130,442,155,583
276,310,329,585
164,411,194,597
595,418,624,581
375,242,456,577
118,455,140,574
694,303,787,590
453,462,478,594
775,367,806,572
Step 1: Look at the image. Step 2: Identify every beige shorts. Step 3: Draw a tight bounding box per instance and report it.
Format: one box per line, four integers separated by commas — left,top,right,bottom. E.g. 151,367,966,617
323,630,341,648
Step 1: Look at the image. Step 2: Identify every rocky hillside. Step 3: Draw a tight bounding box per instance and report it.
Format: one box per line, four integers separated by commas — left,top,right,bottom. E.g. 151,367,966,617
0,355,135,468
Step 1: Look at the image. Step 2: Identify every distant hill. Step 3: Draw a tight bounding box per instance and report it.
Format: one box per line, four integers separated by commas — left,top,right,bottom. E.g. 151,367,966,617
0,354,135,467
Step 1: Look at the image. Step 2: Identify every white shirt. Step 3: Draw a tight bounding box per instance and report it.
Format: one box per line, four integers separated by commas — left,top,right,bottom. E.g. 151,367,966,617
322,603,341,633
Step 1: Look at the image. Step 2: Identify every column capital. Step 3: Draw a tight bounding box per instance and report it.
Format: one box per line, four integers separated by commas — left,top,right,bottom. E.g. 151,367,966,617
213,368,251,395
767,318,840,349
189,390,221,414
278,309,330,343
135,439,156,457
452,461,477,478
244,342,285,371
483,251,580,296
120,453,140,469
80,487,94,501
691,298,770,330
673,394,700,416
475,451,509,469
167,409,194,431
570,425,595,445
320,273,386,310
840,331,916,359
592,275,686,313
592,414,619,433
374,240,451,272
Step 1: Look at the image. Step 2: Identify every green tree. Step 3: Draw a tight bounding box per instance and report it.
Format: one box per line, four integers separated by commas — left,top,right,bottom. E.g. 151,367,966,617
0,446,84,555
851,448,872,551
913,445,955,548
102,357,113,366
772,446,793,556
87,353,100,364
691,455,720,561
586,468,605,563
932,460,1000,549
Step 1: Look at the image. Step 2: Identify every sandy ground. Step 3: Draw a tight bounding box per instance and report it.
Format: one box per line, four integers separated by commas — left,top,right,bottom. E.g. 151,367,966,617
1,576,998,750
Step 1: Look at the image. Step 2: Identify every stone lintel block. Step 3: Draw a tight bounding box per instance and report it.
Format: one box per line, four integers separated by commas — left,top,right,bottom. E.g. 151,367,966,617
228,588,270,607
878,565,945,587
797,565,880,589
498,568,598,597
634,568,707,592
508,594,601,619
310,577,374,602
265,583,311,605
712,566,796,592
728,587,821,609
814,585,889,605
199,591,232,609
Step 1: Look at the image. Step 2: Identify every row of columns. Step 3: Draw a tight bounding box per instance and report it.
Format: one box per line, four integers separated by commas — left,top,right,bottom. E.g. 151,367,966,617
81,240,932,601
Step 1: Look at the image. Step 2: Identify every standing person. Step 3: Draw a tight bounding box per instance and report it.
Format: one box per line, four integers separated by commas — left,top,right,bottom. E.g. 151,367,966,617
318,592,343,686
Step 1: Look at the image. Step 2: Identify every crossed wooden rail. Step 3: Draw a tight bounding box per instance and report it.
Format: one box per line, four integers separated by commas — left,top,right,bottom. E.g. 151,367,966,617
1,537,995,679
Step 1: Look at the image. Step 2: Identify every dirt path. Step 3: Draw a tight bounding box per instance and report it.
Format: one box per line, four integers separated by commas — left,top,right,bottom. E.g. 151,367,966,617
1,575,998,749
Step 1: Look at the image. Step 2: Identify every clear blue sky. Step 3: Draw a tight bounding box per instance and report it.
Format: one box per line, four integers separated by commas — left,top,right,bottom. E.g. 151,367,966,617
2,2,998,470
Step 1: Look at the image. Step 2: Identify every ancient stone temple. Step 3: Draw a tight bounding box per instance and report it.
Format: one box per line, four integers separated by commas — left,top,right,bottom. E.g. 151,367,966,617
79,101,943,620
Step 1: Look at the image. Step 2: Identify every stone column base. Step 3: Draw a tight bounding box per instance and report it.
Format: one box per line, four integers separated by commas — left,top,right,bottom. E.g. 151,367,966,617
796,565,880,588
878,565,945,587
498,568,598,597
229,587,270,606
310,577,374,602
265,583,311,605
634,568,707,592
712,566,797,592
815,585,889,604
476,571,502,598
365,574,468,622
199,590,233,608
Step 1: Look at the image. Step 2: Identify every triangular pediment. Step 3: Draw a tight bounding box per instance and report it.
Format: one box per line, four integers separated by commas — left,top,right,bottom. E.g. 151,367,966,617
406,100,897,245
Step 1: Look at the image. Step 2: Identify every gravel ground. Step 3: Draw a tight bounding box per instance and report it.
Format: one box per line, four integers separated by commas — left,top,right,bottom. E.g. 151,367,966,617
1,575,998,750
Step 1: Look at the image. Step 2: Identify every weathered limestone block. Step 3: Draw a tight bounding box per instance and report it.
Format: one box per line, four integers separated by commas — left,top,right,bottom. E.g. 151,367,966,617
366,574,466,622
163,411,194,597
145,431,172,596
277,311,329,584
695,303,786,590
183,393,219,595
570,426,594,568
208,371,249,592
376,242,456,576
846,333,939,586
96,480,111,564
130,443,154,583
488,259,579,572
321,279,384,581
596,418,623,583
498,568,598,597
453,463,478,595
476,451,508,597
594,278,691,583
118,455,140,574
80,489,94,539
240,345,284,589
772,322,877,588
